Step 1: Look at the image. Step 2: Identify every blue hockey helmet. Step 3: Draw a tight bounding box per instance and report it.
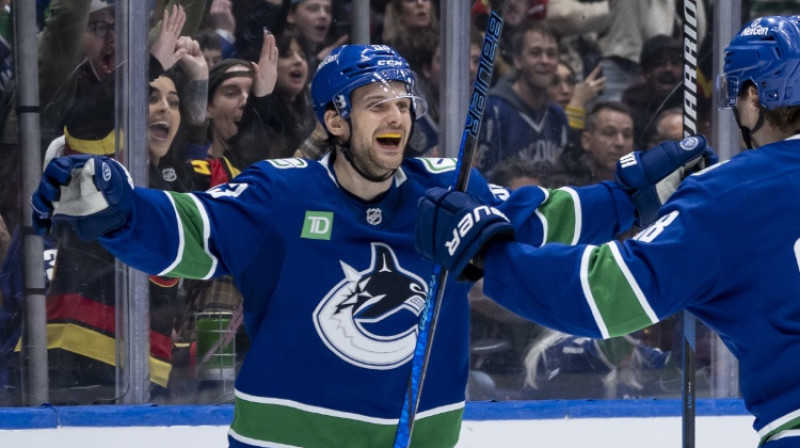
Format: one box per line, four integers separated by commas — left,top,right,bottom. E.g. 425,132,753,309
310,45,428,129
717,15,800,110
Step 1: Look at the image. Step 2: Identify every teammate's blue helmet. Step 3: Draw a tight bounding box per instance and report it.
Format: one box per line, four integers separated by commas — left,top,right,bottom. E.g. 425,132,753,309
310,45,428,129
717,15,800,110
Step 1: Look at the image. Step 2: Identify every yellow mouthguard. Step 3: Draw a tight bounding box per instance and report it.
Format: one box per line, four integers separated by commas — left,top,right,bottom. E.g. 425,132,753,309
378,133,402,139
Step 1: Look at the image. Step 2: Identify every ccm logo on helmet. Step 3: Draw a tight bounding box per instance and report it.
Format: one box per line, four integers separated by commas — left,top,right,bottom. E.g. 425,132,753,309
377,60,404,67
446,206,509,256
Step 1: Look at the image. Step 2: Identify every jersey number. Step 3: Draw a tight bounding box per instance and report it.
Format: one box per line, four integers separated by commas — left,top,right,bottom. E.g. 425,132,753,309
634,211,679,243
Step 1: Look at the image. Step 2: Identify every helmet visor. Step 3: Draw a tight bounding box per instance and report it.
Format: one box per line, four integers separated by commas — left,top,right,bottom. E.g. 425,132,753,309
334,69,428,120
360,86,429,121
715,74,739,110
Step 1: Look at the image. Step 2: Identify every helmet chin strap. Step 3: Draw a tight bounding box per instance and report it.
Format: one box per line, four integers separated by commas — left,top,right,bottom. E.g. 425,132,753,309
336,118,396,183
732,105,765,149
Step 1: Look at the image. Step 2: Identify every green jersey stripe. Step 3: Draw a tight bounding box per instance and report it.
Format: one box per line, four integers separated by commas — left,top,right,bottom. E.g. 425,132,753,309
580,243,657,338
758,407,800,445
159,192,217,279
229,393,462,447
539,187,580,245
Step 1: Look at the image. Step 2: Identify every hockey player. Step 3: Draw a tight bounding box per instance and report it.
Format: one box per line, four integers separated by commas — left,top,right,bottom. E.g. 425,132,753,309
416,15,800,447
31,44,709,447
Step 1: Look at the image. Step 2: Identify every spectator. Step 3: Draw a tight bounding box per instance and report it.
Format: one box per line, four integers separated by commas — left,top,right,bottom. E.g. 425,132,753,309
261,27,316,159
647,107,683,147
407,26,483,157
205,59,255,159
580,101,635,183
206,0,237,59
548,61,605,132
381,0,439,74
24,11,206,405
471,0,548,81
621,34,684,149
475,21,569,175
194,29,224,68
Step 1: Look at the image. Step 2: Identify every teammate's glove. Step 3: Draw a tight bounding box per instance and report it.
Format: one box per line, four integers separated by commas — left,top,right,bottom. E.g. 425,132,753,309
415,187,515,282
31,155,134,241
614,135,717,227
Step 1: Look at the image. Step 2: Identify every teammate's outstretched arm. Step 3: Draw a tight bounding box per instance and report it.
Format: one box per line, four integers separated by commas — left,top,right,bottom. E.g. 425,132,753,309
416,134,717,282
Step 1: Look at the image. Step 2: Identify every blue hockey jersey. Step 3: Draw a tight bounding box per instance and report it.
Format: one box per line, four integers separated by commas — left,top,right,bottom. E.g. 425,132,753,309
475,77,569,175
99,155,634,447
482,136,800,446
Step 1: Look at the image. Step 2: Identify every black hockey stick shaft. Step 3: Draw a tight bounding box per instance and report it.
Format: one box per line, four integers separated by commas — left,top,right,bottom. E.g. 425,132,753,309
392,4,506,447
681,0,699,446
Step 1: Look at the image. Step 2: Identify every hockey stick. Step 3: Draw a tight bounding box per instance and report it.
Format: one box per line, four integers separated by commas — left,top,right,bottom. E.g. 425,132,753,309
681,1,699,447
392,4,506,447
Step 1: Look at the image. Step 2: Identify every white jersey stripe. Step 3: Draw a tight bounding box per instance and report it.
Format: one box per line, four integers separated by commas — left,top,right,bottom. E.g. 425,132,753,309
608,241,659,324
580,245,610,338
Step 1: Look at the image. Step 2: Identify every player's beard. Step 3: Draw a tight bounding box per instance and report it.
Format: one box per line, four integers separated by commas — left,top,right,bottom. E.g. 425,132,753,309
351,143,401,179
349,130,405,179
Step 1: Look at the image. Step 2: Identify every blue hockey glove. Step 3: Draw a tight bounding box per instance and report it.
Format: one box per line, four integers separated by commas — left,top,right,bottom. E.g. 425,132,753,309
415,187,515,282
31,155,134,241
614,135,717,227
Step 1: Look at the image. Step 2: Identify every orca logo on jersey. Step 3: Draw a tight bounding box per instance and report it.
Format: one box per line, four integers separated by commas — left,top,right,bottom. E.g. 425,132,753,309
313,243,427,369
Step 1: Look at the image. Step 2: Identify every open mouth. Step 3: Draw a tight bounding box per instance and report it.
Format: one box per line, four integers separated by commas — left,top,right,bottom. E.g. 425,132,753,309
100,51,115,74
376,132,402,147
149,122,170,140
289,69,305,81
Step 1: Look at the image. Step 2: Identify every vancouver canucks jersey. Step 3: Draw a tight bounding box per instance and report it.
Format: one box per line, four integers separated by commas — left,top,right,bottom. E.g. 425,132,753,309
482,137,800,445
99,155,634,447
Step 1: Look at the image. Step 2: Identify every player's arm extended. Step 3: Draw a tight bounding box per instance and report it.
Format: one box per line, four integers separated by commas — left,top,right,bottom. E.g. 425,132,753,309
31,155,232,279
499,181,636,247
499,135,717,247
481,185,720,339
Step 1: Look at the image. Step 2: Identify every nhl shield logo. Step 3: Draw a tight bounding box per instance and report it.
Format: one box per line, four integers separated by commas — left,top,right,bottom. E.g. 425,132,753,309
366,208,382,225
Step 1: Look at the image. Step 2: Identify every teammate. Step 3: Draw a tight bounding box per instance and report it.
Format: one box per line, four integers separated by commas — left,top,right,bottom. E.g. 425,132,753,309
31,45,708,447
416,16,800,447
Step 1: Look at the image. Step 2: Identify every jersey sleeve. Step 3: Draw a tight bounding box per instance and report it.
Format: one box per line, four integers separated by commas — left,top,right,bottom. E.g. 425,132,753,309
482,181,720,339
496,180,636,247
100,164,276,280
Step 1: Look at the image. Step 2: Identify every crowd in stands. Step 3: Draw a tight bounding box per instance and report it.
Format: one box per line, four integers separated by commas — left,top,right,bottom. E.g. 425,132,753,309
0,0,783,406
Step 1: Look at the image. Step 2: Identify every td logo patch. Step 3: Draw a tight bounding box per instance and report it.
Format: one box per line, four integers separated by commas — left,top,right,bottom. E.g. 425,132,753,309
302,211,333,240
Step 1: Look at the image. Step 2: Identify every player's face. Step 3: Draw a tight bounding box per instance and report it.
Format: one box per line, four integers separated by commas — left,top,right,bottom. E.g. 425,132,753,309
582,109,634,178
148,76,181,164
514,30,559,90
277,38,309,99
347,81,414,177
207,65,253,141
287,0,332,45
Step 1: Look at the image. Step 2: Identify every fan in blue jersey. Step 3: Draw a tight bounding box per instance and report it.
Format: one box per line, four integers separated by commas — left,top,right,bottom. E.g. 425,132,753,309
32,42,708,447
417,15,800,448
